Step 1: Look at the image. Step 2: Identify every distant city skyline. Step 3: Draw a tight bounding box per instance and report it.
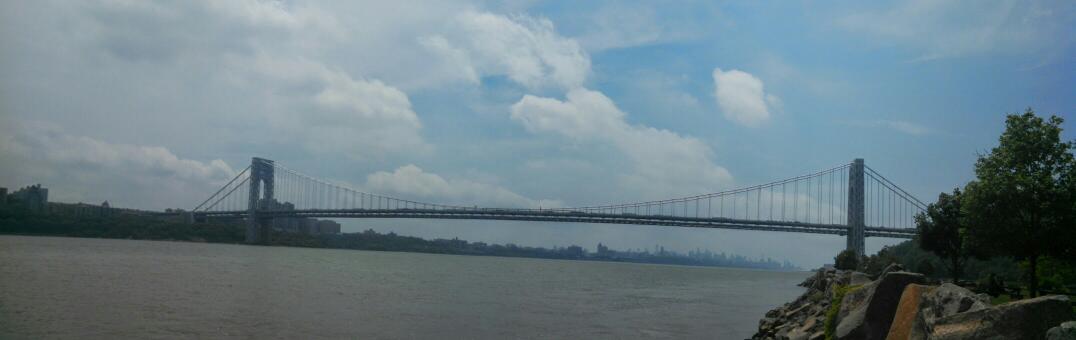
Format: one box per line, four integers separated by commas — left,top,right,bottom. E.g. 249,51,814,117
1,0,1073,268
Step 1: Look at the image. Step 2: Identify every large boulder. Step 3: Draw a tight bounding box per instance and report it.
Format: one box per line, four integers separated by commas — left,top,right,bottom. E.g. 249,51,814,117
884,283,991,340
1047,321,1076,340
917,283,990,328
800,268,838,292
849,272,873,286
930,294,1072,340
885,283,927,340
835,271,926,340
877,263,905,279
758,267,1073,340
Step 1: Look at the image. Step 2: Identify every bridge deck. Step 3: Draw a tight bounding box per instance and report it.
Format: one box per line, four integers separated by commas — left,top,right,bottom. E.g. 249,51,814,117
191,208,916,239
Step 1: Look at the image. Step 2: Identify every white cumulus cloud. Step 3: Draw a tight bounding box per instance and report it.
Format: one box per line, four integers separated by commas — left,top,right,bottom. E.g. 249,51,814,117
234,52,430,160
712,68,777,127
421,10,591,90
511,88,733,199
364,165,562,209
0,122,236,210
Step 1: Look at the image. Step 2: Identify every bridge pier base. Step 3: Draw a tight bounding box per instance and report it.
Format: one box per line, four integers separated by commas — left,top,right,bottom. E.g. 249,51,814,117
245,218,272,245
245,220,259,244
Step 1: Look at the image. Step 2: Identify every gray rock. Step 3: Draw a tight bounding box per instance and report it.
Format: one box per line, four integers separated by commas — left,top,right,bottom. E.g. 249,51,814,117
800,268,836,290
930,295,1072,340
850,271,873,286
787,327,810,340
784,303,810,319
885,283,989,340
918,283,989,328
835,271,926,340
886,283,929,340
1047,321,1076,340
755,268,843,340
758,266,1072,340
878,263,905,279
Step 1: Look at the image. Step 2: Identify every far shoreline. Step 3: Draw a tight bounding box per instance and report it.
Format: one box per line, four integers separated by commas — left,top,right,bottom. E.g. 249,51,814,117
0,233,809,273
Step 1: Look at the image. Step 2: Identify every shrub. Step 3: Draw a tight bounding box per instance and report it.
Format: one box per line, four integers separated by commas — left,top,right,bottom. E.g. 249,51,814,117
835,249,859,271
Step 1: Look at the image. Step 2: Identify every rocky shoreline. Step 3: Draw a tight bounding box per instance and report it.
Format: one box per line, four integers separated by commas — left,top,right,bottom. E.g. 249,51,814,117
752,265,1075,340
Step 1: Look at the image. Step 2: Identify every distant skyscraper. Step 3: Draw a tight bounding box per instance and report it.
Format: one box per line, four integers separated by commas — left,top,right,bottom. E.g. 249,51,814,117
11,184,48,212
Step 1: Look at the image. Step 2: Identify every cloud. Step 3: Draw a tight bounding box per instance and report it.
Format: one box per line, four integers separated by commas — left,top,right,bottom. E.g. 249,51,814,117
315,73,421,127
417,35,480,85
576,6,665,51
712,68,777,127
563,3,712,52
74,0,430,160
364,165,562,209
421,10,591,90
0,122,236,210
245,56,430,159
511,88,733,199
837,0,1072,62
86,0,342,63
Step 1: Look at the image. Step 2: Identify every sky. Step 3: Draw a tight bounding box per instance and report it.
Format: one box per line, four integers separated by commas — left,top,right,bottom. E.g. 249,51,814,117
1,0,1073,268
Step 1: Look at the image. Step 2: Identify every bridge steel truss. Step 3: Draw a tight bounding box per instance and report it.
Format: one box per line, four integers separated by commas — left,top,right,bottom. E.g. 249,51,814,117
190,157,925,255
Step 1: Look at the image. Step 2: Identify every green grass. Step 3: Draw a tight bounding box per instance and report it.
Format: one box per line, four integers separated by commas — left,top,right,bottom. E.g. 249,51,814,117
824,284,862,340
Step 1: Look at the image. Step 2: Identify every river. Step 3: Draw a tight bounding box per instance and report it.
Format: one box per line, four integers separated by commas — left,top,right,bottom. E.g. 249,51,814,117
0,235,807,339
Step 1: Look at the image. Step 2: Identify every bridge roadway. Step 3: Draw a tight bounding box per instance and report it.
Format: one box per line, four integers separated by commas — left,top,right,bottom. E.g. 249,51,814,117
194,208,916,239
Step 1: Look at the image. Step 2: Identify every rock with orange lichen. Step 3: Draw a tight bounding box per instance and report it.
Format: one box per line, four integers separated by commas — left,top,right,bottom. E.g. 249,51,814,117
755,267,1073,340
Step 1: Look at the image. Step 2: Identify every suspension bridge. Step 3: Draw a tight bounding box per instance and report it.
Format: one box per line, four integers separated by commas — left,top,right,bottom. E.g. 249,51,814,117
186,157,926,257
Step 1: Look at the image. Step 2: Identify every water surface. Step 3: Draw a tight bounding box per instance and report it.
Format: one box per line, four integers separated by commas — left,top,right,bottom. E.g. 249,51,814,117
0,235,807,339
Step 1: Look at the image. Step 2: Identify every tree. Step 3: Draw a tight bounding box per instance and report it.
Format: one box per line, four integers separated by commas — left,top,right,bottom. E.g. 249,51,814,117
916,258,936,277
963,109,1076,297
915,188,974,282
834,249,859,271
862,246,898,276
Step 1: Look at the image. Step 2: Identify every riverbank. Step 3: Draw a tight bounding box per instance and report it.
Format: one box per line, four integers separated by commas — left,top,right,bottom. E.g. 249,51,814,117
752,265,1075,340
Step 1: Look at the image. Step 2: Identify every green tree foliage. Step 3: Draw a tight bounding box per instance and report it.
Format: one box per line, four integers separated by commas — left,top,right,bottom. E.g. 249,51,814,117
915,188,975,282
1032,257,1075,295
862,248,898,276
834,249,859,270
963,109,1076,297
883,238,1022,289
916,258,935,277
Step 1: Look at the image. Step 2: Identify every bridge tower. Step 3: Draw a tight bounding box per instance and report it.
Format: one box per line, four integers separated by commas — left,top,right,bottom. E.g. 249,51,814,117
846,158,866,257
246,157,275,244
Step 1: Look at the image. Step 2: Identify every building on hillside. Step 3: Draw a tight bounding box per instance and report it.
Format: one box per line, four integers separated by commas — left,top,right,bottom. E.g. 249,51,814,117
10,184,49,212
315,220,341,234
261,199,341,235
47,202,114,217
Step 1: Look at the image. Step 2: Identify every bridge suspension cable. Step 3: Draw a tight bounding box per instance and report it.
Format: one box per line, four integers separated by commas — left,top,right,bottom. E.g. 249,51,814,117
193,166,250,212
